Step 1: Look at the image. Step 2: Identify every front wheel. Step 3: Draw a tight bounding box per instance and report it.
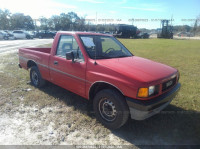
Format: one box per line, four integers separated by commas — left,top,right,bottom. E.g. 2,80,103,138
30,66,46,88
93,89,130,129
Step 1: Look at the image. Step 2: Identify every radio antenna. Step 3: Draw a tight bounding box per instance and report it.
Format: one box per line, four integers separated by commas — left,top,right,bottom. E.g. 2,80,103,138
94,46,97,65
94,36,97,65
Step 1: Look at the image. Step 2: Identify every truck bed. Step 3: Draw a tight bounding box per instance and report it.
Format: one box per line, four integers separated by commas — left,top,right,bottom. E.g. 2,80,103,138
19,47,52,81
21,48,51,54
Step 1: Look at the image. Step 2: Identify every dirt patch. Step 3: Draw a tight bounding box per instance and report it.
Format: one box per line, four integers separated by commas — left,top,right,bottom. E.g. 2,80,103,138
0,104,129,145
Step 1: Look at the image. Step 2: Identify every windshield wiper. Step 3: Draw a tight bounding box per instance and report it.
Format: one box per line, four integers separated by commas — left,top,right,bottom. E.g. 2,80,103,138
94,55,131,59
94,55,114,59
116,55,131,58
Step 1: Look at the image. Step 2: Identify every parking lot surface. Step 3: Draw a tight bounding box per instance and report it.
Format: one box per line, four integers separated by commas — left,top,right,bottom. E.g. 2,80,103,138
0,39,53,55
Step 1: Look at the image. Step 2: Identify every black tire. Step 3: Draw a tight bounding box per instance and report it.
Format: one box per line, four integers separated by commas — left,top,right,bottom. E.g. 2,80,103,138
30,66,46,88
93,89,130,129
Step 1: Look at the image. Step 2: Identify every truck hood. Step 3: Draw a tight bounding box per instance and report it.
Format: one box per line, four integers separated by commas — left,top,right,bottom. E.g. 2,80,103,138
96,56,177,83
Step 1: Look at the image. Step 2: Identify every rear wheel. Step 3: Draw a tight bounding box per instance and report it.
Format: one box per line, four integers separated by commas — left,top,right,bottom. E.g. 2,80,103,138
93,89,129,129
26,35,30,39
30,66,46,88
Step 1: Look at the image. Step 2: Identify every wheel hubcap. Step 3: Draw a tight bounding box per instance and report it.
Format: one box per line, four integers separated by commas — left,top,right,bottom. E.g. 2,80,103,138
32,71,38,85
99,98,117,122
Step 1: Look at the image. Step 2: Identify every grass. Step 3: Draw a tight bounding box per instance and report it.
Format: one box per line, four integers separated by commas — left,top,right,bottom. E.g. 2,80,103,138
0,39,200,145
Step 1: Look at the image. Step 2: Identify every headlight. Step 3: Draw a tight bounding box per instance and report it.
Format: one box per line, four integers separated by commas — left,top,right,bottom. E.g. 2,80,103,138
149,86,155,96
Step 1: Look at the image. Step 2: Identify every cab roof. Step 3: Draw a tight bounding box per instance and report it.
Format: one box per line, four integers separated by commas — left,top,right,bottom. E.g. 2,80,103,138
57,31,113,36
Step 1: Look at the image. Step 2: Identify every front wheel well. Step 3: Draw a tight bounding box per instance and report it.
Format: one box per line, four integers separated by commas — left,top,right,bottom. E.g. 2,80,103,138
27,60,37,69
89,82,124,102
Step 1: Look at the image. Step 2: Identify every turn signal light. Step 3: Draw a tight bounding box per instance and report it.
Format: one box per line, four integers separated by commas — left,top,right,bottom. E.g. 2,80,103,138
137,88,148,98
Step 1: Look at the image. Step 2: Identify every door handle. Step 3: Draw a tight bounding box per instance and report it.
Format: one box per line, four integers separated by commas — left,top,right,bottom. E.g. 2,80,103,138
54,61,58,65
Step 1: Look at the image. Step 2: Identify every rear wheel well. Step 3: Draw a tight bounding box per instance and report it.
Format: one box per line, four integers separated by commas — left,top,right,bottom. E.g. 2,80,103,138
89,82,124,102
27,60,37,69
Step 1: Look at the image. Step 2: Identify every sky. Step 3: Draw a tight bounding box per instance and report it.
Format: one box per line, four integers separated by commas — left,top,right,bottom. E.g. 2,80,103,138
0,0,199,29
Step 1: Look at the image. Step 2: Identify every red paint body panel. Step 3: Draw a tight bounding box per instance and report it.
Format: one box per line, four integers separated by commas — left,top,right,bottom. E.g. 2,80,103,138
19,31,178,101
95,56,177,84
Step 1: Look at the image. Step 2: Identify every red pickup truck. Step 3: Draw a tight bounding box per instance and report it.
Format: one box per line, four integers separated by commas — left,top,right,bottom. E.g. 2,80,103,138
19,32,181,129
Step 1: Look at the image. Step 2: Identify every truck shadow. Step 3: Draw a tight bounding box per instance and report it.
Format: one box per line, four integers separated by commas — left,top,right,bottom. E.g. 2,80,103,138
39,82,200,146
112,106,200,146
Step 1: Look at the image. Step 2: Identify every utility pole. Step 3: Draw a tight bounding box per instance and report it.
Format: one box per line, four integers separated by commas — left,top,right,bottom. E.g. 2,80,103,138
96,12,98,31
96,12,97,25
33,19,38,30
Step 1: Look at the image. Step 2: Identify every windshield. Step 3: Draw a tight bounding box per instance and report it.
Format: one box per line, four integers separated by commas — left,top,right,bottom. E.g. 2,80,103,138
79,35,133,59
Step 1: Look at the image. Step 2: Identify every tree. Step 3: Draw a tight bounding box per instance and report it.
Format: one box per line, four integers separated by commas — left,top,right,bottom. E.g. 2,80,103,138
67,12,80,30
197,15,200,32
77,17,86,31
39,17,48,30
24,15,35,30
47,17,55,30
0,9,11,30
10,13,34,30
59,13,71,30
49,15,61,31
192,14,200,36
10,13,25,29
193,19,198,36
96,24,105,31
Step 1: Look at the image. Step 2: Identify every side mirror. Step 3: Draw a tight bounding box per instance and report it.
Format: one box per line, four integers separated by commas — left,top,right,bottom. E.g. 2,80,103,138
66,52,75,63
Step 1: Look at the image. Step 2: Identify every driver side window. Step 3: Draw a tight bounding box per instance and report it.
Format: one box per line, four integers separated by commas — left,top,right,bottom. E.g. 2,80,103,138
56,35,84,61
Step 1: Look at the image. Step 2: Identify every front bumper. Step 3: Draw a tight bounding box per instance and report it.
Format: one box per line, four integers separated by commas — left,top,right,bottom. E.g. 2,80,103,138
126,83,181,120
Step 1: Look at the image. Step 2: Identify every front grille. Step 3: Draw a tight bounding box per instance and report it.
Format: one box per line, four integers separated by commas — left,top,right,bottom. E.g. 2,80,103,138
162,77,176,92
